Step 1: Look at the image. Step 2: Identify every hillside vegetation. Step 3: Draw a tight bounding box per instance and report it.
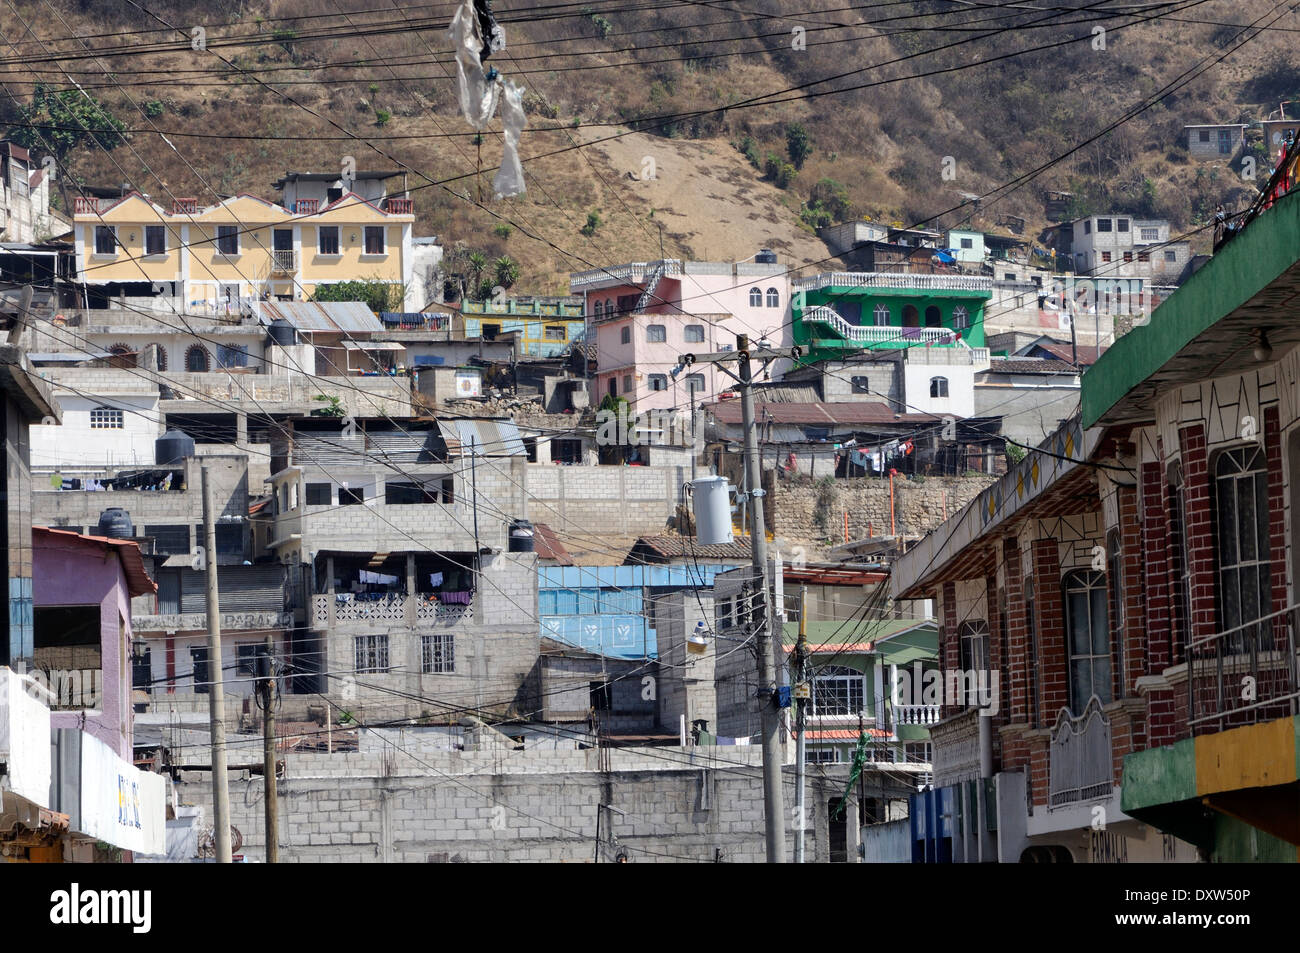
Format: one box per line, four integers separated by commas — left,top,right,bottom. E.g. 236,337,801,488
2,0,1296,295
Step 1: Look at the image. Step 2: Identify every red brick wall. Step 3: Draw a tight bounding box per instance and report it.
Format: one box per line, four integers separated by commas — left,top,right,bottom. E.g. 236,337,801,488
941,581,958,718
985,572,1005,728
1118,484,1147,696
1003,538,1028,722
1264,406,1287,626
1031,538,1065,724
1179,424,1217,645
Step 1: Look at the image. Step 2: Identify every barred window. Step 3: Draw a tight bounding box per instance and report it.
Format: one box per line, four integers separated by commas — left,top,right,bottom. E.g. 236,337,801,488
1213,446,1273,652
1063,569,1111,712
355,634,390,673
810,664,865,717
421,634,455,674
957,620,990,709
89,405,124,429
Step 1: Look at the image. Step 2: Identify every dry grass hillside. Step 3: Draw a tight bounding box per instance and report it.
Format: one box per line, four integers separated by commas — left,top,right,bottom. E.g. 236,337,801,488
3,0,1298,295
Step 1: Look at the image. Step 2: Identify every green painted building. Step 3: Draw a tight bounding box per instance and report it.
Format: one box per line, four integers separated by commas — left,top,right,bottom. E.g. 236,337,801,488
791,273,993,363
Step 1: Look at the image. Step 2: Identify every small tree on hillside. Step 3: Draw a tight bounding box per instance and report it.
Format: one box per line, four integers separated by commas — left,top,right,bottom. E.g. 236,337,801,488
785,122,812,170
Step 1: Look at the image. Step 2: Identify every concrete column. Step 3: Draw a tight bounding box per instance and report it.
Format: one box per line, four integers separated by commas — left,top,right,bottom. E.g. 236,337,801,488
326,556,336,628
236,412,248,448
846,793,862,863
405,553,417,628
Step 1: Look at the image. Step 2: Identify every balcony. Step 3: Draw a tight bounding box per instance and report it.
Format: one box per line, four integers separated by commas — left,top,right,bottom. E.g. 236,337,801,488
384,197,413,215
569,259,683,291
929,707,984,787
794,272,994,292
1188,603,1300,734
311,592,474,628
800,307,962,345
294,199,320,215
172,198,199,215
73,197,116,215
1048,696,1113,808
271,248,298,274
894,704,941,726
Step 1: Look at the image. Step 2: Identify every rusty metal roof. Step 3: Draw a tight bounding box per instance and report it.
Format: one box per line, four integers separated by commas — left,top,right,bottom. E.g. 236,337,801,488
705,400,932,426
260,300,382,334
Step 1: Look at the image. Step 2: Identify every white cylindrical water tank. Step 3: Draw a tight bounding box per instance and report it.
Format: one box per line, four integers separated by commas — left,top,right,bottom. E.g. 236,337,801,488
691,476,734,546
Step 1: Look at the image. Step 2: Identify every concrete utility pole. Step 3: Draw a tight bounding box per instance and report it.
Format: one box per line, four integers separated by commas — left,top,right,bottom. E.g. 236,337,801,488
680,333,801,862
794,586,809,864
201,465,232,863
260,631,278,863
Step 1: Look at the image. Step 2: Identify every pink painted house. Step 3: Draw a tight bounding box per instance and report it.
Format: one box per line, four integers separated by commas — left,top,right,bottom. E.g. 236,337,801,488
33,526,157,760
570,257,793,413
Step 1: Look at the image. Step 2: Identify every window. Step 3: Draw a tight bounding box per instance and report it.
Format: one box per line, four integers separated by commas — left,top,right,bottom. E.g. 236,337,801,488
960,237,974,249
318,226,340,255
850,375,870,394
1083,220,1092,235
686,373,705,393
305,483,331,506
957,621,990,709
924,306,941,327
191,647,210,694
1096,218,1112,232
216,225,239,255
646,324,666,343
184,345,210,372
132,645,152,695
608,377,617,397
144,225,166,256
93,225,117,255
952,305,969,329
929,376,948,399
1138,252,1150,262
363,225,386,255
873,304,890,326
620,326,631,345
1100,251,1112,264
1164,250,1177,262
339,486,365,505
594,300,603,318
748,287,762,307
1199,129,1211,143
1063,569,1111,711
648,373,667,391
684,324,704,343
236,643,260,678
1107,532,1125,698
89,405,124,429
482,323,500,341
1213,446,1273,652
33,606,101,710
216,344,249,368
355,634,390,673
1117,219,1129,233
807,749,841,764
544,325,565,341
1122,251,1133,263
717,596,733,630
810,664,865,717
421,634,455,674
590,681,613,711
622,374,633,394
766,287,779,308
902,304,919,327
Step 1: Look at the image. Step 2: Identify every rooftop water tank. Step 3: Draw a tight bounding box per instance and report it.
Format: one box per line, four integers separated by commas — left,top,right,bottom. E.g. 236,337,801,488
155,429,195,466
96,507,134,540
267,318,297,347
507,518,535,553
756,248,778,264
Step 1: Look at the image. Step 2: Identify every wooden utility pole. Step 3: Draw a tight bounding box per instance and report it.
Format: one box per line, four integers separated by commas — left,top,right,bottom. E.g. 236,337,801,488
794,586,809,864
201,465,232,863
260,631,278,863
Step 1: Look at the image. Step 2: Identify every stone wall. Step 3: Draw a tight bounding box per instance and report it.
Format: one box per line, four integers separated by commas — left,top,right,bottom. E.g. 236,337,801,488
173,744,866,863
768,473,996,548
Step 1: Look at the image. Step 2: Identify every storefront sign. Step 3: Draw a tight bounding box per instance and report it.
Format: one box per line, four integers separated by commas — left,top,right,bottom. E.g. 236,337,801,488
0,667,51,807
78,732,165,855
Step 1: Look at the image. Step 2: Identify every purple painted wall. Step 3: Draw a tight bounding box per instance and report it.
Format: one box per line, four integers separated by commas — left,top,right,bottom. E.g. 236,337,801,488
33,534,135,760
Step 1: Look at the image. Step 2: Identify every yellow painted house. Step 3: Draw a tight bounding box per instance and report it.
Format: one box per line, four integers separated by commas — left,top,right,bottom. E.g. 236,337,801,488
72,190,415,311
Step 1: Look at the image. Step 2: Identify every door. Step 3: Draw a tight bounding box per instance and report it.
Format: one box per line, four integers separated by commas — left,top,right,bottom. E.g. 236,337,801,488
1218,129,1232,155
190,646,209,694
272,228,294,274
157,569,181,615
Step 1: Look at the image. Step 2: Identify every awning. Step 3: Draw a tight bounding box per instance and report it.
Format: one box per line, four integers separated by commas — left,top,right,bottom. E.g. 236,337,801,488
342,341,405,351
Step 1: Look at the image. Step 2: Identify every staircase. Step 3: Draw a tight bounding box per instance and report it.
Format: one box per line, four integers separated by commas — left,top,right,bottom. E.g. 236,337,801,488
634,262,667,313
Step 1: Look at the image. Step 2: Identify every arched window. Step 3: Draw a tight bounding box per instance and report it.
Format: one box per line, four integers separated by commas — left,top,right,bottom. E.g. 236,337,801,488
873,304,890,326
924,305,942,327
929,376,949,399
953,305,969,329
748,287,762,307
810,664,866,717
957,621,990,709
152,345,167,372
185,344,211,372
765,287,779,308
902,304,919,327
1213,446,1273,653
1063,569,1111,711
594,300,603,318
107,343,134,369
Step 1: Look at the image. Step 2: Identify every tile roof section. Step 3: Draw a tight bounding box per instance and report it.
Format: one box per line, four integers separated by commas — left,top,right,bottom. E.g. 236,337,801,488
986,358,1082,375
705,400,932,426
532,522,574,565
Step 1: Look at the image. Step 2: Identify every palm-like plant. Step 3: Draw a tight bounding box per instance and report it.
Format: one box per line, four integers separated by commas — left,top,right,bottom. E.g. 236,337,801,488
494,255,520,290
467,251,488,293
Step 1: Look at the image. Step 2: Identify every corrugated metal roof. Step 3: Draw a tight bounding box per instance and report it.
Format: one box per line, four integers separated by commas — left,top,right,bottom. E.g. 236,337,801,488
260,301,382,334
707,401,931,426
436,418,525,456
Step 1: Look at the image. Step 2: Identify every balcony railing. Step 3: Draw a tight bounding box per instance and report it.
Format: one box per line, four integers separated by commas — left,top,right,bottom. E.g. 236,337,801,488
73,197,116,215
384,197,413,215
569,259,682,290
311,592,475,627
172,198,199,215
1188,603,1300,733
271,248,298,273
294,199,320,215
894,704,941,726
794,272,993,292
1048,696,1112,808
929,707,983,787
800,307,962,345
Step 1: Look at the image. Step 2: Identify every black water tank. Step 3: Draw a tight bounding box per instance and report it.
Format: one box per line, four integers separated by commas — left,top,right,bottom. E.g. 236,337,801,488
155,429,195,466
756,248,777,264
267,318,297,347
507,519,535,553
97,507,133,540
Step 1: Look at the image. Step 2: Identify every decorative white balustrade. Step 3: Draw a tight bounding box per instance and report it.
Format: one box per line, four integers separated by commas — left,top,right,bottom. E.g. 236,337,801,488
312,593,475,627
569,259,683,290
894,704,942,726
794,272,993,292
800,307,960,345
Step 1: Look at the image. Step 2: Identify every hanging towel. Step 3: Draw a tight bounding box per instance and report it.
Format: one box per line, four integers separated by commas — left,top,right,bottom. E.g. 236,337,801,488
429,572,445,587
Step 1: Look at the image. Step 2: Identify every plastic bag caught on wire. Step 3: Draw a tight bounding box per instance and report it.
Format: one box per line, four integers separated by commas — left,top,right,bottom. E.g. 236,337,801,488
447,0,500,130
493,80,527,199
